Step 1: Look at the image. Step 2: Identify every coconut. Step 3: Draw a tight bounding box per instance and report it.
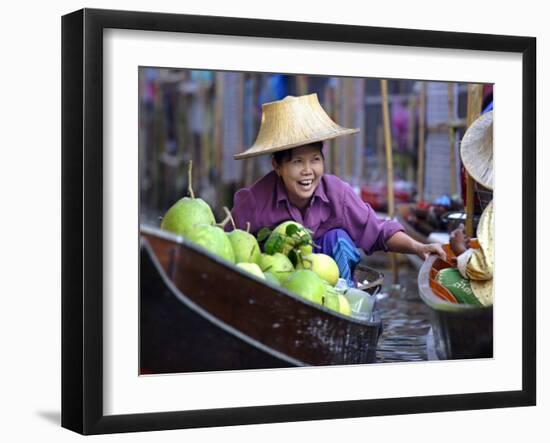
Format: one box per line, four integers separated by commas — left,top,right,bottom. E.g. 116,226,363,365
297,253,340,286
186,224,235,263
160,161,215,237
258,253,294,283
282,270,325,305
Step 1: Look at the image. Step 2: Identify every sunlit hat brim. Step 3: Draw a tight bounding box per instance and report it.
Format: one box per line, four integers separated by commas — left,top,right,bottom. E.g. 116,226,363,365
234,93,359,160
460,111,493,190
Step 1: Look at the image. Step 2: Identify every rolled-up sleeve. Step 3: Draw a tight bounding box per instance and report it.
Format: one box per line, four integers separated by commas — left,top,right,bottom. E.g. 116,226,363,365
226,188,257,233
342,187,404,255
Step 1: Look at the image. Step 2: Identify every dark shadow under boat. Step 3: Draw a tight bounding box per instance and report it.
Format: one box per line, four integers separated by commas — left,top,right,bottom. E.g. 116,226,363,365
140,226,384,374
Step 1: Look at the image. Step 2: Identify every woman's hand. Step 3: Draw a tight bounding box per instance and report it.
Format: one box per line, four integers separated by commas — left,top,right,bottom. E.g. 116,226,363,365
387,231,446,261
449,223,470,256
415,242,447,261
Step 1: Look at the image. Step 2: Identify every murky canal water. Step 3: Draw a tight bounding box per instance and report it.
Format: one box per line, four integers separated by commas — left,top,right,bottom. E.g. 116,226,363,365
360,254,434,363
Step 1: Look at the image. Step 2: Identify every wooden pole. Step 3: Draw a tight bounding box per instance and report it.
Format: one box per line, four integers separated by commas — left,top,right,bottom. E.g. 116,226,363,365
297,75,308,96
213,72,224,209
406,94,416,183
447,83,457,196
380,79,398,284
323,83,333,173
377,125,385,177
333,78,342,176
416,82,427,202
465,84,484,237
249,75,260,183
197,81,209,186
355,78,366,182
344,78,355,179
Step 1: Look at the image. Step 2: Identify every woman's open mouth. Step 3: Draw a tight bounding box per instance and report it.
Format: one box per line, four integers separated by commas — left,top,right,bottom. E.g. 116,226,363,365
297,179,314,191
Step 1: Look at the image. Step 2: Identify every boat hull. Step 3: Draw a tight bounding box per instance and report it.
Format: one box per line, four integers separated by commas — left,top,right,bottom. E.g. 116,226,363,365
140,240,297,373
418,254,493,360
140,226,384,373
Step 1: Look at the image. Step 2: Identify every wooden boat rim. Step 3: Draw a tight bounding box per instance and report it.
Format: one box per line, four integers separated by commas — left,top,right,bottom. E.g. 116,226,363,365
141,224,383,327
141,237,307,368
395,203,430,244
417,254,493,313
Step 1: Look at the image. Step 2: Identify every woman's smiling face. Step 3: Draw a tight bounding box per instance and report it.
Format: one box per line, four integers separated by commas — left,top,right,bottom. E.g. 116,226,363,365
272,144,325,209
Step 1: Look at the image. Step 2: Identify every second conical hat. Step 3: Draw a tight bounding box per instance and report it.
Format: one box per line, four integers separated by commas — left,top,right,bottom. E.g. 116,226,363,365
234,93,359,160
460,110,494,190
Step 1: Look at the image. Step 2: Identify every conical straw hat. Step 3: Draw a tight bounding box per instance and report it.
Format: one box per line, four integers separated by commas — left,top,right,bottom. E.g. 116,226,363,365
460,110,493,190
234,93,359,160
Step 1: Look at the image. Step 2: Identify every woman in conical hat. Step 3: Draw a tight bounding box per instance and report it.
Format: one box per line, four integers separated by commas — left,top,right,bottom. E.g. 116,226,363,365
444,110,494,306
229,93,445,284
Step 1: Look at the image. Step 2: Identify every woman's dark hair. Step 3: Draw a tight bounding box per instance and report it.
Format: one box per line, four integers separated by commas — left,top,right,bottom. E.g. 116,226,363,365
272,142,324,165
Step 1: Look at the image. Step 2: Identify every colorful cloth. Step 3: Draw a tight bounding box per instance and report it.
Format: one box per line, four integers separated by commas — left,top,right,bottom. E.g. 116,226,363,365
227,171,404,256
456,200,494,306
436,268,482,306
315,229,361,286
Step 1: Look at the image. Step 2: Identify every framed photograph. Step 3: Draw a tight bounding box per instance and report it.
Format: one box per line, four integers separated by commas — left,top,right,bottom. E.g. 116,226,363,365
62,8,536,435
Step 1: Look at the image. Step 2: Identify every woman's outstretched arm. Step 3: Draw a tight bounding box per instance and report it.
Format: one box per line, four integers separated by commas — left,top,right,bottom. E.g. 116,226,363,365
386,231,447,260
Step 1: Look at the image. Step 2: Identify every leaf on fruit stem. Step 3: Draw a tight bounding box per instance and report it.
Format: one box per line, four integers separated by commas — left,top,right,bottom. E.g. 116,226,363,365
256,227,272,243
264,233,284,255
285,224,300,236
288,250,298,267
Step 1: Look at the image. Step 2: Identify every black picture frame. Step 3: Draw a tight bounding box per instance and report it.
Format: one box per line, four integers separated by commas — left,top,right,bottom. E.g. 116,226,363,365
61,8,536,435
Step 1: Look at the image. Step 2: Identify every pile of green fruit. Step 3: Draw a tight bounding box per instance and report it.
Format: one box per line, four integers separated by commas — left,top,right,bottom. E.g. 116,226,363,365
256,221,350,316
159,162,351,317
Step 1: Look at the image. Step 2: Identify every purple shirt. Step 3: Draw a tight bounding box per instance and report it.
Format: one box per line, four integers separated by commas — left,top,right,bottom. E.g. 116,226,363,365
227,171,404,255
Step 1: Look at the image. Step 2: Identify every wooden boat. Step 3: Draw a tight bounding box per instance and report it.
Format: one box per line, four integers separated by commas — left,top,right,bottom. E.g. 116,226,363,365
397,203,482,243
417,242,493,360
396,203,431,244
140,225,384,374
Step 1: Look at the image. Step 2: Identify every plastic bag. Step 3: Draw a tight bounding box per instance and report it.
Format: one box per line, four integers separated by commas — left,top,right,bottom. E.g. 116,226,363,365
343,288,376,320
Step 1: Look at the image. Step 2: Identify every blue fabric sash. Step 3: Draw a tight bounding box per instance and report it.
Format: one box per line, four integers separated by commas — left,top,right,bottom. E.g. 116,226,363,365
315,229,361,286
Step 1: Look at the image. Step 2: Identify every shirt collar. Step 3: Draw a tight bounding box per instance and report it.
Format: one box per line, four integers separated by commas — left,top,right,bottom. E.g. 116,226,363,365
275,173,288,204
275,173,330,205
313,177,330,204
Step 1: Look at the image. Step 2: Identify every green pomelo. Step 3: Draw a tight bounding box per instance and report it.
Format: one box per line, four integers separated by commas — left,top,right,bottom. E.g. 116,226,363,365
228,229,261,264
282,270,325,305
324,292,351,316
185,224,235,263
268,220,313,256
338,295,352,316
160,197,215,238
297,253,340,286
258,253,294,283
298,244,313,257
236,262,265,279
263,272,280,286
273,220,307,236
